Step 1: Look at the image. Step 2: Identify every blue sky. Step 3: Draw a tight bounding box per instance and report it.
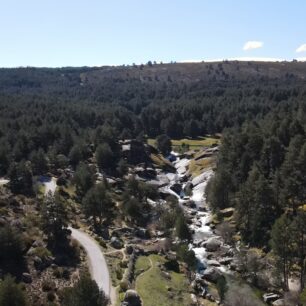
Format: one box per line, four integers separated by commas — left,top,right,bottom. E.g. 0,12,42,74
0,0,306,67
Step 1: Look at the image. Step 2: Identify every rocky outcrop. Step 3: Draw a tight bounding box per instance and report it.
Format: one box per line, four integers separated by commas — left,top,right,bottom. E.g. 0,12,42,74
203,237,221,252
263,293,280,303
219,207,235,218
110,237,124,249
122,289,142,306
22,273,32,283
203,267,222,283
272,299,285,306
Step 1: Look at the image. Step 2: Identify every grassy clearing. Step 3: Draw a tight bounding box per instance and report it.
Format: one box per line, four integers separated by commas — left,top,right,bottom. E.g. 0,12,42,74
135,254,192,306
135,256,151,277
148,136,220,151
188,157,215,177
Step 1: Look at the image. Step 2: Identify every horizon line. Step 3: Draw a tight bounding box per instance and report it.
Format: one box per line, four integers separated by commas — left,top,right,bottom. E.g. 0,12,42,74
1,57,306,69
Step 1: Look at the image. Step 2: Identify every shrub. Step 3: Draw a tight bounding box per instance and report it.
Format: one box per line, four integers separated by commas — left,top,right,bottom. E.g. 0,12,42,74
42,280,56,292
53,267,63,278
47,291,56,302
32,247,52,260
116,268,123,280
119,280,128,292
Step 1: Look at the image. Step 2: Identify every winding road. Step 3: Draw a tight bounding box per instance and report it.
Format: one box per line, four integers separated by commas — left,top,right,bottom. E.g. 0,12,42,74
69,227,114,303
42,176,115,304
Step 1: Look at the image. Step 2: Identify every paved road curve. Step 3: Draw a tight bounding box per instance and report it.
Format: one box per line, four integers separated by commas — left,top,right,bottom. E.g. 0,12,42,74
43,177,115,304
69,227,113,302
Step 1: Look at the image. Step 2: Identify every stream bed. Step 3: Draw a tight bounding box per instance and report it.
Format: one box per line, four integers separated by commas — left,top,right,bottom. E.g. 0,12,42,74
161,153,232,276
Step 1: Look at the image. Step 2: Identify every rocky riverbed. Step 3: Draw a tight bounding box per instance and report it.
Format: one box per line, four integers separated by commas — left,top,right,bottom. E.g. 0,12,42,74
155,151,234,300
174,155,232,272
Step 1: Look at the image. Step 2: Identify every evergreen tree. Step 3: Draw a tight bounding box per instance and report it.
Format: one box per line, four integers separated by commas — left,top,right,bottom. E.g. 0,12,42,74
30,148,48,175
175,213,191,241
291,211,306,290
69,144,83,168
0,275,28,306
82,183,113,228
270,214,294,291
156,134,172,156
8,161,33,195
96,143,114,170
206,168,231,210
0,226,24,274
61,274,108,306
41,191,68,248
0,144,9,175
74,162,94,197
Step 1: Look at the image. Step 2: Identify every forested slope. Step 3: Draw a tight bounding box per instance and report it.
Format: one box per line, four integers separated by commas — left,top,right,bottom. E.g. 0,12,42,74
1,60,306,174
1,60,306,301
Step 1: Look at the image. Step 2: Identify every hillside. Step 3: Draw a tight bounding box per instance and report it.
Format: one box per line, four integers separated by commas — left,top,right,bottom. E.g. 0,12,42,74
1,61,306,305
0,61,306,97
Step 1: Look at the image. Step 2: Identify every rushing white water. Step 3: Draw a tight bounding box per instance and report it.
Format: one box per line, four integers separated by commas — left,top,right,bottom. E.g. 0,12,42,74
172,154,228,273
0,178,9,186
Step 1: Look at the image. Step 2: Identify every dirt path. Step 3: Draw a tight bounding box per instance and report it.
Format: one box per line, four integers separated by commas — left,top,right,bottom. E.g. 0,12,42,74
135,257,153,282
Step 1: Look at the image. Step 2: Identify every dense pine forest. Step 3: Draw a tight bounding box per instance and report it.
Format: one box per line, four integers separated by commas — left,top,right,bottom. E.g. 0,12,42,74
1,60,306,305
1,60,306,169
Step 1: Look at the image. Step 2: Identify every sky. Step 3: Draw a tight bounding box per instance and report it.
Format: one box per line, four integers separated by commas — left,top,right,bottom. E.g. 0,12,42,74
0,0,306,67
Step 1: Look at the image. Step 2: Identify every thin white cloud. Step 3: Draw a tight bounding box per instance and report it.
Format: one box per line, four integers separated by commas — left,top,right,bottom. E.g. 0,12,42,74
243,41,263,51
296,44,306,53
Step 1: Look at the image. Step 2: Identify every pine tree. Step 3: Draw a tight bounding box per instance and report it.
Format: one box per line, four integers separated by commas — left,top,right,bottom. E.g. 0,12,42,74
291,211,306,290
69,145,83,168
41,191,68,248
74,162,94,197
96,143,114,170
156,134,172,156
82,183,113,228
175,213,191,241
0,275,28,306
270,214,294,290
61,274,108,306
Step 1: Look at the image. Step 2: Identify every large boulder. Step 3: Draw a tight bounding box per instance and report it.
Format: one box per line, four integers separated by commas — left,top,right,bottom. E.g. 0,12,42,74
219,257,233,265
207,260,220,267
263,293,280,303
272,299,285,306
219,207,235,218
110,237,123,249
204,237,221,252
203,267,222,283
124,289,142,306
22,273,32,283
100,228,110,240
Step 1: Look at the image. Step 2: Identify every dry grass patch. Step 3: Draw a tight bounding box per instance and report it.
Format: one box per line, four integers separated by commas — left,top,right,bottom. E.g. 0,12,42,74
150,153,173,168
188,157,215,177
